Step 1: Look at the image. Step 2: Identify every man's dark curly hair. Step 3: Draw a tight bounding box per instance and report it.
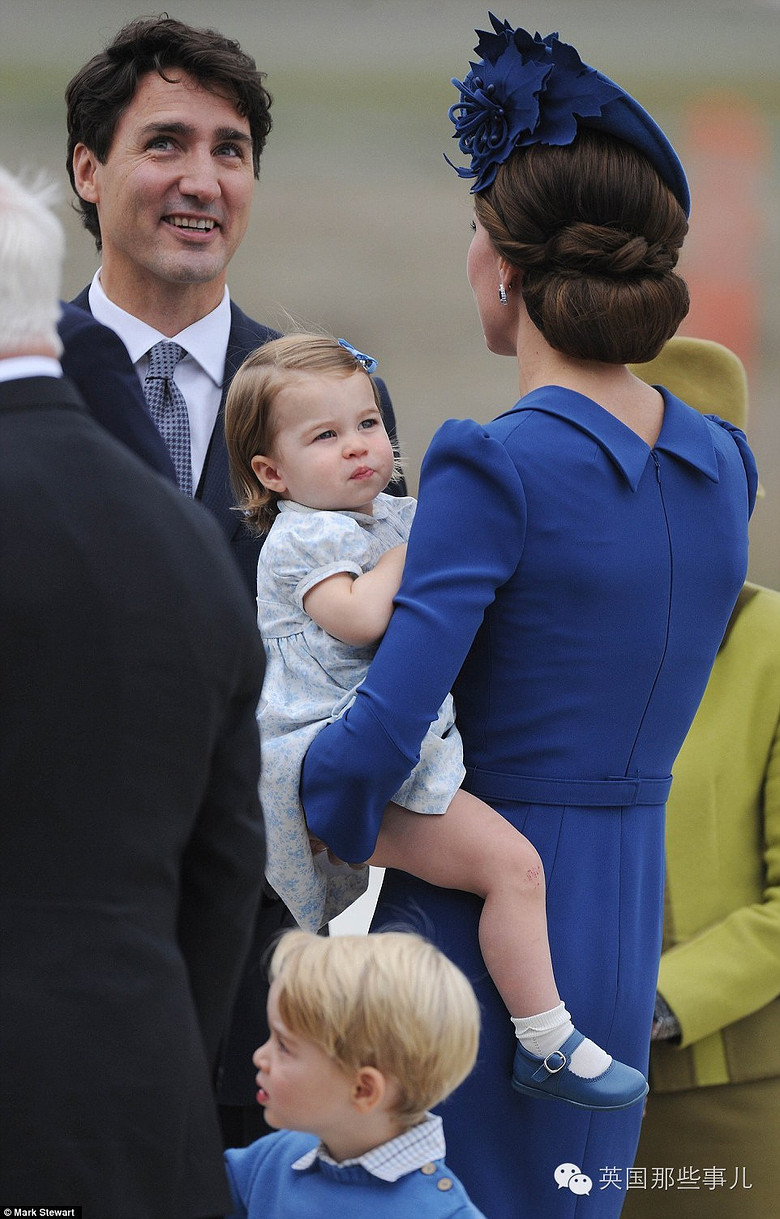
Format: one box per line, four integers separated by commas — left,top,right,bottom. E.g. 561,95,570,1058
65,14,273,248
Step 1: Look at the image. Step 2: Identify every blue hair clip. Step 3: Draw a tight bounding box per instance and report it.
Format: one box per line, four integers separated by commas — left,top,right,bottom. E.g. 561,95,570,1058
338,338,378,375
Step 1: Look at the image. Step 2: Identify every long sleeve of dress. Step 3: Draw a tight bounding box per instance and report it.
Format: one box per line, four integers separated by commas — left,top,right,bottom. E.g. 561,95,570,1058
301,420,527,863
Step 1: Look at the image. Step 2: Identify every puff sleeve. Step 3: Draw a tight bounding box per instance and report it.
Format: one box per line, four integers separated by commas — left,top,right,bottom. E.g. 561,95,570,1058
259,510,367,603
706,415,759,517
301,419,527,862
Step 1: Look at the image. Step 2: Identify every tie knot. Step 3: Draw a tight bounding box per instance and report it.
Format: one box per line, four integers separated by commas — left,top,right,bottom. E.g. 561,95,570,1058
146,340,186,379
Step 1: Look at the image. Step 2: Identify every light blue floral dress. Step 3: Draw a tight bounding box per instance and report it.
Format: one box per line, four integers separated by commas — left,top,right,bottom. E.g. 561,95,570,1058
257,493,465,930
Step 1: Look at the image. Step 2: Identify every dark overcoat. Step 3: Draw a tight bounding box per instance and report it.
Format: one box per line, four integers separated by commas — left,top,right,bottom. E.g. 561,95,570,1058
0,375,266,1217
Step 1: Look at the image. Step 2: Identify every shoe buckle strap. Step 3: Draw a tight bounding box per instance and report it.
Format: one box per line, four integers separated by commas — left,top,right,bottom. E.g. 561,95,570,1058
532,1049,567,1082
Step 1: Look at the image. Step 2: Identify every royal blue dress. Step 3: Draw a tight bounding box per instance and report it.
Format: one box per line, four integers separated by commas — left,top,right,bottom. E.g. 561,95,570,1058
302,387,756,1219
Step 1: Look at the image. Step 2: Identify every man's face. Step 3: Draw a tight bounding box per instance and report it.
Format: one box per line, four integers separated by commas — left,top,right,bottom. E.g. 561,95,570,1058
73,69,255,316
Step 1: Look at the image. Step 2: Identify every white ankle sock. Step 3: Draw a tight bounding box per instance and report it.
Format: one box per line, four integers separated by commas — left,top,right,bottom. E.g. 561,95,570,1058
512,1002,573,1057
512,1003,613,1079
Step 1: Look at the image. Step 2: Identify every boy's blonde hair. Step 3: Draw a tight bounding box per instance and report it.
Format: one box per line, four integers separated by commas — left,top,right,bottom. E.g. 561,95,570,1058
225,333,384,535
269,930,480,1129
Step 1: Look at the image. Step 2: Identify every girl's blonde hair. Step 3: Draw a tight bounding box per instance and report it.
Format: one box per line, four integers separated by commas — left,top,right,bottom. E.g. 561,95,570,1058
225,333,384,535
269,930,480,1129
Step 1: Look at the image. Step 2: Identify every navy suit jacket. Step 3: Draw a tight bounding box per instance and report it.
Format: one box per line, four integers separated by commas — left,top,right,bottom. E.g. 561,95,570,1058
0,373,265,1213
68,290,405,598
59,301,177,483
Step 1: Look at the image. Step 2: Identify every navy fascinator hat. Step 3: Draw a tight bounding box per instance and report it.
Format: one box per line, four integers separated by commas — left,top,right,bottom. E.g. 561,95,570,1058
448,14,690,216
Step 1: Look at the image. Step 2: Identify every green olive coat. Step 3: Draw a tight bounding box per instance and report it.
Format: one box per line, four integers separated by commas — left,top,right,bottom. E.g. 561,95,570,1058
649,582,780,1093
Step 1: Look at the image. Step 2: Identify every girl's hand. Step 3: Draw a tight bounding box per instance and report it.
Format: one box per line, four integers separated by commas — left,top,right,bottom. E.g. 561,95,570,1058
307,830,365,870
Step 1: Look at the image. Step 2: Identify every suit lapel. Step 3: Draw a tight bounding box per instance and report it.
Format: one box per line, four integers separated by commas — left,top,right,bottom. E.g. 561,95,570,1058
70,290,279,545
196,302,280,541
70,286,91,312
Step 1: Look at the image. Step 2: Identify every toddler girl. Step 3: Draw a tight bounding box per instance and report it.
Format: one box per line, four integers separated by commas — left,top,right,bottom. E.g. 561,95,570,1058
225,332,646,1109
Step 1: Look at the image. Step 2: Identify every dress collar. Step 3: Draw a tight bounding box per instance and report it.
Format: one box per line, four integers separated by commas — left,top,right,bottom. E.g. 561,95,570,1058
278,493,394,526
497,385,720,491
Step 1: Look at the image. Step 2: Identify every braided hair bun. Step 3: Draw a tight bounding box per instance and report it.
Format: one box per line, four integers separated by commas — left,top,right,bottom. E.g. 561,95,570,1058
475,129,690,364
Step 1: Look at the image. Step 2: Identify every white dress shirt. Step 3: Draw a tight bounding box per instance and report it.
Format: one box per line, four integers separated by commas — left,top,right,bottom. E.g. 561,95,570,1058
88,271,232,490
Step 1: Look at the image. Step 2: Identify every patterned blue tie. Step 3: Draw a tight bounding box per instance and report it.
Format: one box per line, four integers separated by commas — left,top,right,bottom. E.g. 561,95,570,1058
144,341,193,495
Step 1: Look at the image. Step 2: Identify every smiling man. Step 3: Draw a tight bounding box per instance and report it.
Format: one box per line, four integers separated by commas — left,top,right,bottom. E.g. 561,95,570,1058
72,71,256,330
65,16,277,578
63,14,404,1157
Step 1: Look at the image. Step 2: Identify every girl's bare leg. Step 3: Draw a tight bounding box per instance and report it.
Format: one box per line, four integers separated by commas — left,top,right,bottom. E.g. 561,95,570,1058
366,790,560,1016
366,791,650,1107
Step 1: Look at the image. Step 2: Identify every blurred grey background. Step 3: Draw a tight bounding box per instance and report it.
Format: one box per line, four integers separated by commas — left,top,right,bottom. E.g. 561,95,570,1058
3,0,778,582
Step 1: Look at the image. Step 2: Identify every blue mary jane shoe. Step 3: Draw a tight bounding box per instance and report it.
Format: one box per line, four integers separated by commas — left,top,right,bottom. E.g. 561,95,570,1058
511,1030,648,1110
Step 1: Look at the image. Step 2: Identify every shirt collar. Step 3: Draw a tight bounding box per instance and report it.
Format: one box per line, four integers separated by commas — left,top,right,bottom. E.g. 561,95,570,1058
291,1112,446,1183
498,385,720,491
0,356,63,384
88,270,231,388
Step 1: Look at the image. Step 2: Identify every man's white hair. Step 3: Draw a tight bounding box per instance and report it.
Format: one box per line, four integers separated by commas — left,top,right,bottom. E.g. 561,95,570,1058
0,166,64,358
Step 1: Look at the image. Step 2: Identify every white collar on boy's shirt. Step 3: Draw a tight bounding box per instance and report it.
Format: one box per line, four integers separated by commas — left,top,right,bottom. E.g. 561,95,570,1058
291,1111,446,1182
88,271,232,487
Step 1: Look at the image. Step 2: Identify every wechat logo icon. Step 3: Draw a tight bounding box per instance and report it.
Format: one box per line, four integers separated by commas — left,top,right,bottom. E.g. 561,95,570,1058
554,1162,593,1196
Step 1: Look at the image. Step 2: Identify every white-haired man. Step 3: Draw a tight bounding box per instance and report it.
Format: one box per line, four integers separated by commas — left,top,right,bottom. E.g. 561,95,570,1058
0,165,266,1219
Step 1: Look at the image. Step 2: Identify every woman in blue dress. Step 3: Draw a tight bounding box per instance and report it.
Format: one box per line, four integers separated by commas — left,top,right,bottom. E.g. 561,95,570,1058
302,18,757,1219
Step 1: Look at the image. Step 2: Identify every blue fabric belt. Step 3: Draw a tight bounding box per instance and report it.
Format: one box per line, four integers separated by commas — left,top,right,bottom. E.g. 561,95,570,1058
464,767,673,808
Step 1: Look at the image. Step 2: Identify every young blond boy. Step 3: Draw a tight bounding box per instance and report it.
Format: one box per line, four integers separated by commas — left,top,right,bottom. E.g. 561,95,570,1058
224,930,487,1217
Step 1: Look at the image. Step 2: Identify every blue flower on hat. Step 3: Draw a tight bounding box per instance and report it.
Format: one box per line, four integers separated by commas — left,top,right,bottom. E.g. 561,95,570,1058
448,14,623,192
